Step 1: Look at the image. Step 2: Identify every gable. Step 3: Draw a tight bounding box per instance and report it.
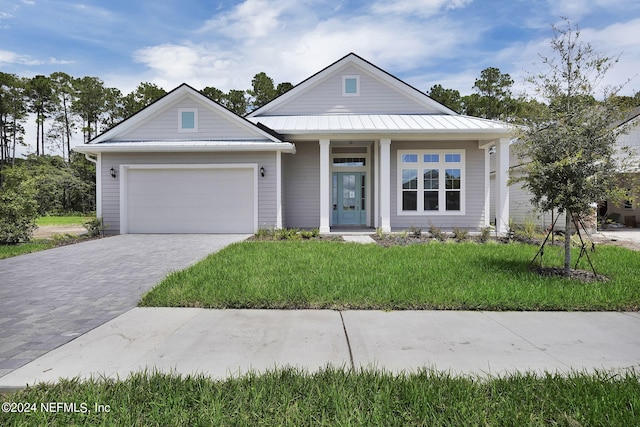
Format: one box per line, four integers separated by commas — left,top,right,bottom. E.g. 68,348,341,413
249,53,455,118
92,84,281,144
118,94,265,141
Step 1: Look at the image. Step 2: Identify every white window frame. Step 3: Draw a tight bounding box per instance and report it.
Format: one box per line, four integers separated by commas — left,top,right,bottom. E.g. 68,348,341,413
342,75,360,96
178,108,198,132
397,149,465,216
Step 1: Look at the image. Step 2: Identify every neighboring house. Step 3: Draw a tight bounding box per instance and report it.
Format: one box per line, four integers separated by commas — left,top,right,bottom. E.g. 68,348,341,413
490,106,640,232
602,106,640,228
74,53,514,234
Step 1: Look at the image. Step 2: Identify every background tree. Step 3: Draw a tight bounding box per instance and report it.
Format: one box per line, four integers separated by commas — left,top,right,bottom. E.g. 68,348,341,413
467,67,516,120
428,84,462,112
27,75,55,155
275,82,294,97
0,73,27,170
514,19,630,276
49,72,77,162
248,72,276,110
225,89,249,115
201,86,225,103
121,82,167,118
72,76,107,142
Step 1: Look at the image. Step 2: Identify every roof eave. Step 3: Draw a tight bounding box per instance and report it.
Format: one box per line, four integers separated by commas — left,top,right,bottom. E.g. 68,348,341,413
73,142,296,154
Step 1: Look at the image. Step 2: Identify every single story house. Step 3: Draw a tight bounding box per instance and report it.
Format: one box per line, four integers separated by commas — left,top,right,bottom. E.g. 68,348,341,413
74,53,514,234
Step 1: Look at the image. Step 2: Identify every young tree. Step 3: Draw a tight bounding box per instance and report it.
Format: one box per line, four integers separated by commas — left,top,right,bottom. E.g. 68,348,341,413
514,19,630,276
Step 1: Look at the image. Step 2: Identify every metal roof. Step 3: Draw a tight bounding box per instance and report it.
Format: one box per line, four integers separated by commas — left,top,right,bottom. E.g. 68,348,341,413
248,114,513,135
73,140,296,154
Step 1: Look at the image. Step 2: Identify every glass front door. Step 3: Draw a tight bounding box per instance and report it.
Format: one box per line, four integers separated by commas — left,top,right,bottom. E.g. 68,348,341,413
333,172,366,225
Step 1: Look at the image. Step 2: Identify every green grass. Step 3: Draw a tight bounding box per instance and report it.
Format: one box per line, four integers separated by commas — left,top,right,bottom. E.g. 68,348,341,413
140,241,640,311
36,215,93,226
0,240,56,260
1,368,638,426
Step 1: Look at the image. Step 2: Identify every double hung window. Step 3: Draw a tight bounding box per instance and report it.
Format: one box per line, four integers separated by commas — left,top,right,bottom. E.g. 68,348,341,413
399,150,464,214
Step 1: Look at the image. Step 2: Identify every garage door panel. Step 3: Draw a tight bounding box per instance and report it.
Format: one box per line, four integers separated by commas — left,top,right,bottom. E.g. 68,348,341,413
125,167,255,233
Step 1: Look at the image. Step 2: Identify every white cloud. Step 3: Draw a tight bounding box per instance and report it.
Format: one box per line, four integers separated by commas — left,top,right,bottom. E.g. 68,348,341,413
547,0,629,19
0,49,72,67
371,0,472,17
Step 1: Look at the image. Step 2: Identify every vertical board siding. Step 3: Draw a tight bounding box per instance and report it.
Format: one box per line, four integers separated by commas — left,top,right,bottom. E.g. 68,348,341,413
267,64,438,116
119,98,264,141
390,141,486,230
283,142,320,228
101,152,276,234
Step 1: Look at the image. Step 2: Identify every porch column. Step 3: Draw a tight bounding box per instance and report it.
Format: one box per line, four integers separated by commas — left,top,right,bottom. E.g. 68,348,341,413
275,151,283,229
319,139,331,233
495,138,510,233
379,138,391,232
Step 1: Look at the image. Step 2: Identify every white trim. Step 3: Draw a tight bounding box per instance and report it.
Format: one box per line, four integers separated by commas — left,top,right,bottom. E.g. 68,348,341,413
319,139,331,233
329,146,371,227
373,141,379,228
119,163,258,234
379,139,391,232
495,138,510,233
396,149,466,216
178,108,198,133
74,141,296,154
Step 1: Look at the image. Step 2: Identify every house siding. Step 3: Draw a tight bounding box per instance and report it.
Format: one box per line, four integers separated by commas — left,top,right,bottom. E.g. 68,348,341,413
282,141,320,228
100,152,277,234
119,97,262,141
267,64,439,116
390,141,486,230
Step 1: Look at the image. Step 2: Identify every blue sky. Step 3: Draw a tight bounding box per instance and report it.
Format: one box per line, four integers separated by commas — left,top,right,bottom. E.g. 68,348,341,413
1,0,639,98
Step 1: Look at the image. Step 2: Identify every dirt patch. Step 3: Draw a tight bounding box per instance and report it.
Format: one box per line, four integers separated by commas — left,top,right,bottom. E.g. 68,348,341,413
531,266,609,283
32,225,87,239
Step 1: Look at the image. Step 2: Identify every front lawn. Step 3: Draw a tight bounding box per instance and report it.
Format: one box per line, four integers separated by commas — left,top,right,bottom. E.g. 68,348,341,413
140,241,640,311
1,368,638,426
36,215,93,226
0,240,56,260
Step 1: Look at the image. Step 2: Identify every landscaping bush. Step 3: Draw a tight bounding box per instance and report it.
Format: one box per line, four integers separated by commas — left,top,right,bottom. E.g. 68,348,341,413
0,168,39,244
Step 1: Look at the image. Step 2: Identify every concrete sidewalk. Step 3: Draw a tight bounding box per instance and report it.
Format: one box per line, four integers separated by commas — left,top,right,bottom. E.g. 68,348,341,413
1,309,639,390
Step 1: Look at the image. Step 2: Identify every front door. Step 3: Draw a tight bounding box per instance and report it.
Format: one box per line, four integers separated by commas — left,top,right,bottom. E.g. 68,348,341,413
333,172,366,225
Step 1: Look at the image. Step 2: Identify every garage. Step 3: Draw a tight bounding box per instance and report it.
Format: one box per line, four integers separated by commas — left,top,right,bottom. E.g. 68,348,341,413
122,165,256,234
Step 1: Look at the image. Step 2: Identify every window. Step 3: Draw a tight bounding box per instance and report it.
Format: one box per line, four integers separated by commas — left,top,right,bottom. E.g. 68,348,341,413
398,150,464,215
624,190,634,210
179,108,198,132
333,157,366,167
343,75,360,96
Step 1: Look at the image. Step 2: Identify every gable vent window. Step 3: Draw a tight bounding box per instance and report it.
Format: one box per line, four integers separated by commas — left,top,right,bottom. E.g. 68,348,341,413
179,108,198,132
343,75,360,96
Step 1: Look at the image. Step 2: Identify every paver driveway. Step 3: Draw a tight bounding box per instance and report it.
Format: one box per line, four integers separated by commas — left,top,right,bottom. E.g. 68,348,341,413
0,234,249,377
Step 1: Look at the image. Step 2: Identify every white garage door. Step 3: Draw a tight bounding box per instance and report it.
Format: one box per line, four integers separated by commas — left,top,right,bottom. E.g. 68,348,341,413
125,167,255,233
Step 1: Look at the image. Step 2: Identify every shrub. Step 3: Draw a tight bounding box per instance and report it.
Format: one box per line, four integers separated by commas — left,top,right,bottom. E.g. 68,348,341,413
0,168,39,244
428,222,447,242
408,225,422,238
83,217,106,237
452,227,469,242
479,227,491,243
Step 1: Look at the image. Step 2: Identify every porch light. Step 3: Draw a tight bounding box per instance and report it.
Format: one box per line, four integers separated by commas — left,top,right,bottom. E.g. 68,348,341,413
260,166,265,177
110,167,117,179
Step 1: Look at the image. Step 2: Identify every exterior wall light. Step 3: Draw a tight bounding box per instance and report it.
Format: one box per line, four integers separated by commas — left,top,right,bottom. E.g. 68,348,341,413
260,166,265,177
110,167,117,179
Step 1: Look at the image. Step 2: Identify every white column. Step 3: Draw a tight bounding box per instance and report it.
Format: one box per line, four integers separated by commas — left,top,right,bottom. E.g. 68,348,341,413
275,151,283,229
495,138,510,233
319,139,331,233
373,141,379,228
379,138,391,232
484,147,490,227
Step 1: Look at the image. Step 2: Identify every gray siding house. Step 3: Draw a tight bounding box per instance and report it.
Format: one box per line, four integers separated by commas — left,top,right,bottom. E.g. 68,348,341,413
75,53,514,234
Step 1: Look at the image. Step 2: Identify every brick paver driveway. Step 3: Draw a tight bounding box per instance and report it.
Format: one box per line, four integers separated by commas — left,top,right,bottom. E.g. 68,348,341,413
0,234,249,377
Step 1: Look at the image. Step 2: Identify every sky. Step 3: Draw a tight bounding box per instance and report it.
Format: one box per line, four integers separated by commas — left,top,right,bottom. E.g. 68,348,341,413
1,0,640,153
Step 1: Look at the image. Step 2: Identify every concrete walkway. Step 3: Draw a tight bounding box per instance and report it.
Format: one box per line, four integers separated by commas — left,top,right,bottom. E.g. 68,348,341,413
1,309,638,390
0,234,250,378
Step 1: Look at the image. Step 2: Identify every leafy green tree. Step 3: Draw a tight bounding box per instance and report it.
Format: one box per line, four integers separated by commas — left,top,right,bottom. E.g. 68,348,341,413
201,86,225,103
514,19,630,276
27,75,55,155
428,84,463,112
469,67,516,120
248,72,276,110
72,76,107,142
0,166,38,243
225,89,249,115
275,82,294,97
49,72,77,162
121,82,167,118
0,73,27,169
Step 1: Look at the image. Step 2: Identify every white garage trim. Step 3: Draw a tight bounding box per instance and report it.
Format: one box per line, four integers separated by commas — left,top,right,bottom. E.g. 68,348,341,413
119,164,258,234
